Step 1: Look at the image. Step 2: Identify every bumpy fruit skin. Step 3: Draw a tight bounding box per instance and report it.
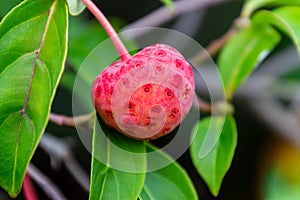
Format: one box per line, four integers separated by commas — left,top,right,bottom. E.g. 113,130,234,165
91,44,195,140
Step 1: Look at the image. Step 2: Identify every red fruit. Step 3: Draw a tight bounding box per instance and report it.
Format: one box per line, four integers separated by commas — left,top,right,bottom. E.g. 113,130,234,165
91,44,195,140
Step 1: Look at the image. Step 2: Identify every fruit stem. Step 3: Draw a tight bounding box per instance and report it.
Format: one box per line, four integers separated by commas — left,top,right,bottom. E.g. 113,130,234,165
81,0,131,61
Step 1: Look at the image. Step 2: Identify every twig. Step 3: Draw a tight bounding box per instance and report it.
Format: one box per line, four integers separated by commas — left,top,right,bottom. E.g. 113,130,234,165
64,159,90,192
240,93,300,148
196,97,212,113
49,112,94,133
22,173,39,200
39,133,90,192
190,16,251,64
122,0,230,39
190,27,237,64
49,113,76,127
27,163,67,200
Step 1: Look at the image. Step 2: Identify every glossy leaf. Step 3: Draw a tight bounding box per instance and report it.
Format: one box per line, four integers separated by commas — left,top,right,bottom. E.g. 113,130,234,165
190,116,237,196
89,116,146,200
67,0,86,16
218,24,280,100
140,143,198,200
0,0,68,197
253,6,300,56
0,0,21,19
242,0,300,17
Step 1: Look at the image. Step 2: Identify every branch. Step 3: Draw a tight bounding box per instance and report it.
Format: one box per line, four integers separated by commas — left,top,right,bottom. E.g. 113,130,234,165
49,112,94,133
122,0,231,39
190,17,250,64
27,164,67,200
39,133,90,192
238,91,300,148
195,97,212,113
190,27,237,64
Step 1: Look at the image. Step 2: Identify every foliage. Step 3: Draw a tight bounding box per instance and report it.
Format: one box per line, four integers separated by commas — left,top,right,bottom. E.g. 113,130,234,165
0,0,300,199
190,116,237,196
0,0,67,197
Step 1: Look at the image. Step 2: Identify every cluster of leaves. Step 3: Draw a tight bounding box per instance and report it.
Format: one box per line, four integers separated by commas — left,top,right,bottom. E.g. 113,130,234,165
0,0,300,199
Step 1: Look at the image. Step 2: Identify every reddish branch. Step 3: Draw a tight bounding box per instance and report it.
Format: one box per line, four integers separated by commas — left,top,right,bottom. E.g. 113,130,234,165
22,173,38,200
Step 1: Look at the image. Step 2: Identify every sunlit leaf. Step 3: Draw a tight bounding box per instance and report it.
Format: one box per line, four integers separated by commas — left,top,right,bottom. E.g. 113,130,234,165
160,0,174,12
242,0,300,17
140,143,198,200
218,24,280,100
190,116,237,196
89,116,146,200
0,0,68,197
253,6,300,56
67,0,86,16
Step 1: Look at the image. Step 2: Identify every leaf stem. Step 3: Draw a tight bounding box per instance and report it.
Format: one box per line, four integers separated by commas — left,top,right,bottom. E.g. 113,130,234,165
81,0,131,61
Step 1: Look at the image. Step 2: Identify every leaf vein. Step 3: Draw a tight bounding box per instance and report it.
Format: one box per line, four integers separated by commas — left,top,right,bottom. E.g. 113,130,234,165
21,1,57,115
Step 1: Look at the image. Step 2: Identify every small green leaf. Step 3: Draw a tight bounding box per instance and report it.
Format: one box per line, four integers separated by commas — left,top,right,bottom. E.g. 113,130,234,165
218,24,280,100
190,116,237,196
139,143,198,200
160,0,174,12
242,0,300,17
89,116,146,200
66,0,86,16
0,0,68,197
253,6,300,56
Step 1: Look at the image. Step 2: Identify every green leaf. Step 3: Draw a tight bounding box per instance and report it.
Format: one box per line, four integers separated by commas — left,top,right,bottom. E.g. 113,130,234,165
190,116,237,196
0,0,68,197
67,0,86,16
0,0,22,19
160,0,174,12
140,143,198,200
242,0,300,17
89,116,146,200
218,24,280,100
253,6,300,56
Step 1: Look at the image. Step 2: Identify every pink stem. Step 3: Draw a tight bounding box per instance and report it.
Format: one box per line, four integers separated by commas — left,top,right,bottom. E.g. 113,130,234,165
23,173,39,200
81,0,131,61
